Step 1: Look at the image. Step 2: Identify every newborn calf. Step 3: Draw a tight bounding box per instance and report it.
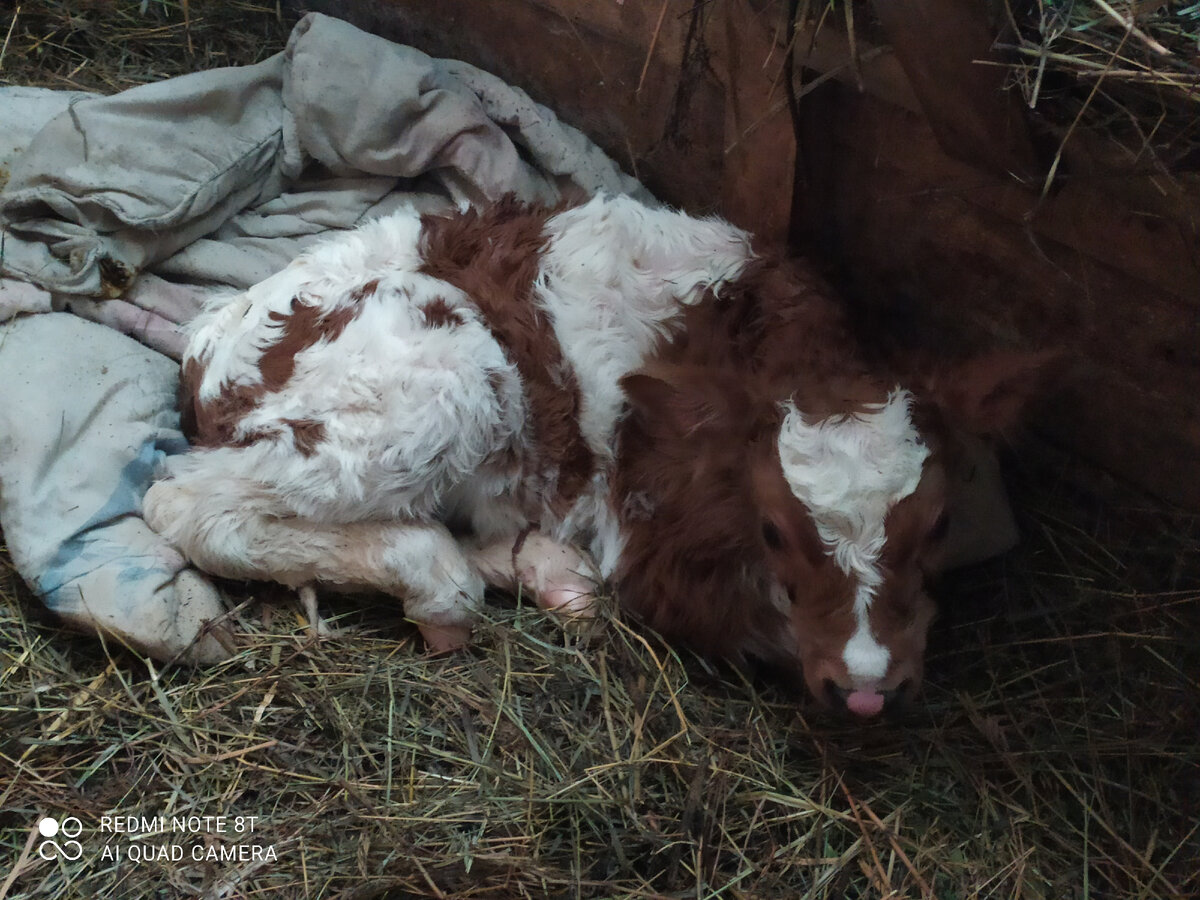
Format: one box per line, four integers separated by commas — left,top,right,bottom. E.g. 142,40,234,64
145,194,1039,716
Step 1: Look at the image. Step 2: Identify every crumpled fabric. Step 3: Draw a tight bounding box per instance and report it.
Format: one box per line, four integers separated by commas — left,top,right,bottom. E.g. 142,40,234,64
0,12,649,356
0,12,646,663
0,313,232,663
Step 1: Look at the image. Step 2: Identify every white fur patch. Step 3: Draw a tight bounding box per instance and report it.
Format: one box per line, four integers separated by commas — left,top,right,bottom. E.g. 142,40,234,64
776,390,929,680
841,599,892,680
532,194,753,572
538,194,753,463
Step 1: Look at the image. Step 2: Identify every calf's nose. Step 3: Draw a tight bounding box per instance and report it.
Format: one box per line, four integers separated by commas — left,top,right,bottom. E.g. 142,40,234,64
822,679,913,718
846,689,885,717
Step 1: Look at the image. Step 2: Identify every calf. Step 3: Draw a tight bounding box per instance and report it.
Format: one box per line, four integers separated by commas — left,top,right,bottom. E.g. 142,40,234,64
144,194,1037,716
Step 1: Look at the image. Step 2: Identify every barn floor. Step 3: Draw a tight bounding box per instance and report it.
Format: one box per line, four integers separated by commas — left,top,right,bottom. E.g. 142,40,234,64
1,4,1198,898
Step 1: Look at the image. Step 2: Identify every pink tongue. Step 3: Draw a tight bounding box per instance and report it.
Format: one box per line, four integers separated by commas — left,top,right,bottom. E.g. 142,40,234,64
846,691,885,717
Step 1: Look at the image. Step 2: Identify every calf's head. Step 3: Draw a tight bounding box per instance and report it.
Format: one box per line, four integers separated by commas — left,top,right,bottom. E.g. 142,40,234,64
754,389,946,716
617,353,1048,717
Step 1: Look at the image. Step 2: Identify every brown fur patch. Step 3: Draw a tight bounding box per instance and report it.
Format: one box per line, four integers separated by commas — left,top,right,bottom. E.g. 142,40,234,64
418,196,594,513
180,356,268,448
349,279,380,302
420,297,466,329
671,250,891,413
259,297,360,392
231,427,283,448
178,356,207,442
614,367,813,661
282,418,328,457
181,295,361,448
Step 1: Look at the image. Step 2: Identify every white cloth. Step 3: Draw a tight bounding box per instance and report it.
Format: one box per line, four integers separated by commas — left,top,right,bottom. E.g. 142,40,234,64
0,313,230,662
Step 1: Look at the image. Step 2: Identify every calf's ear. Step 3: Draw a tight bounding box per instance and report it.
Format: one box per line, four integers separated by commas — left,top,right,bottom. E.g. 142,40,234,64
621,365,764,437
925,348,1062,435
621,367,685,417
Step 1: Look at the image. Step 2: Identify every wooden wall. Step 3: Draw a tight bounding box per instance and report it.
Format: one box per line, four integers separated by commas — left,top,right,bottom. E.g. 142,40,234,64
292,0,1200,509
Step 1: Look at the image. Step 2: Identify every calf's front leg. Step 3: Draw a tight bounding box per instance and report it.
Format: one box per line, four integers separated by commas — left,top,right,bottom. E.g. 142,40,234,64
144,478,482,652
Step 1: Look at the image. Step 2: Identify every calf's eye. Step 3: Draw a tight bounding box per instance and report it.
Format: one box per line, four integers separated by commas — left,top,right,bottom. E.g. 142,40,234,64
762,521,784,551
928,512,950,543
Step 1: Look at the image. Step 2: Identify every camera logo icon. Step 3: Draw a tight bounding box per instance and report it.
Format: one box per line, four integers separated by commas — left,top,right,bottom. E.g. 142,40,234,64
37,817,83,861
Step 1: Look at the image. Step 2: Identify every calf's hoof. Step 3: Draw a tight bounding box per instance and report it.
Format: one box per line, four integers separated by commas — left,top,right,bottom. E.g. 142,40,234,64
418,621,473,654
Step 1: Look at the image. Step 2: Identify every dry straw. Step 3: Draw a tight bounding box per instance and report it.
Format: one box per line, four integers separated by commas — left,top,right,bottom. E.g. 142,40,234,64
1,3,1198,897
1001,0,1200,169
4,462,1197,897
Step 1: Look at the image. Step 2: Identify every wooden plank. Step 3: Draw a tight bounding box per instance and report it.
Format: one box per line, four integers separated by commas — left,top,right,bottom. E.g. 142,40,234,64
801,82,1200,508
287,1,1200,505
869,0,1040,180
1036,365,1200,510
789,8,922,113
708,0,795,239
521,0,692,69
818,85,1200,305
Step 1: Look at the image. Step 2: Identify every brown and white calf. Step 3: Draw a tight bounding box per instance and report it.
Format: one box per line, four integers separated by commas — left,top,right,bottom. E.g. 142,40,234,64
144,194,1037,717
